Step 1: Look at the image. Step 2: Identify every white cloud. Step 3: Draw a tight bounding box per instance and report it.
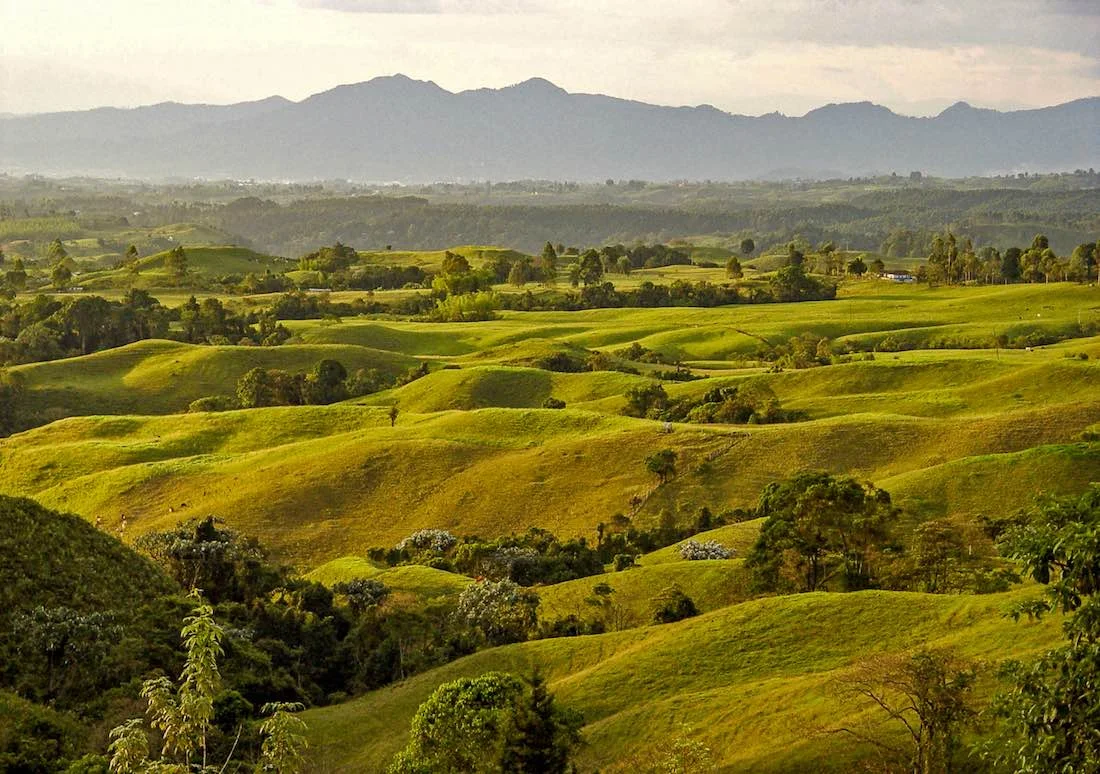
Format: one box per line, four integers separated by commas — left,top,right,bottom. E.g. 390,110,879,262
0,0,1096,115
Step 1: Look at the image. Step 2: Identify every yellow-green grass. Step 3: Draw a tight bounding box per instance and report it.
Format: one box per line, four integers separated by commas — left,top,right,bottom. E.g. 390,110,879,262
302,587,1063,773
287,283,1100,363
357,246,529,273
4,399,1097,567
74,245,292,290
306,558,472,602
537,560,751,627
639,520,765,565
354,366,648,413
10,339,419,420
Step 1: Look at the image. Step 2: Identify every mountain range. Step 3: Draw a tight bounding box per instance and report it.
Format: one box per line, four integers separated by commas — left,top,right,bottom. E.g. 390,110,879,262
2,75,1097,182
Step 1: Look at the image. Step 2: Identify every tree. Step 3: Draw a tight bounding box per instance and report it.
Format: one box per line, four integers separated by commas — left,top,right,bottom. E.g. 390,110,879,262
107,592,308,773
1068,243,1096,283
135,517,273,604
5,258,27,292
906,520,967,594
1001,247,1022,282
870,258,885,275
576,249,604,286
333,578,390,617
536,242,558,282
740,238,755,257
847,255,868,277
651,584,698,623
984,485,1100,772
47,238,68,264
390,672,581,774
63,295,112,354
787,242,805,268
833,649,978,774
440,250,471,276
455,579,539,645
389,403,400,427
507,260,532,286
746,472,898,593
0,369,24,437
165,245,188,278
125,244,139,263
725,256,743,279
500,671,583,774
389,673,524,773
645,448,677,484
14,606,121,704
51,263,73,290
304,358,348,404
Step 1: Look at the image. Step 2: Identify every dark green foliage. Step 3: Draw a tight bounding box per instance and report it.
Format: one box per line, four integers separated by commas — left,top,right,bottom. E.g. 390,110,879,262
164,245,188,277
297,241,358,273
542,396,566,409
0,496,174,623
651,585,698,624
135,517,280,605
645,449,678,484
235,358,372,408
746,472,898,593
624,383,670,418
769,264,836,302
332,578,390,617
0,291,170,365
984,485,1100,772
0,369,24,436
500,672,584,774
377,527,605,587
0,690,84,773
624,380,802,425
390,672,582,774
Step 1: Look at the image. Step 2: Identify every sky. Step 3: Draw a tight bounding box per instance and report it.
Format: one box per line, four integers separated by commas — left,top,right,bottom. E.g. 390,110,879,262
1,0,1098,116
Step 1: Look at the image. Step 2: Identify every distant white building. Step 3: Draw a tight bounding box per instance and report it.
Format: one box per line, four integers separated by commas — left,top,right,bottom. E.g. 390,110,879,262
884,271,915,283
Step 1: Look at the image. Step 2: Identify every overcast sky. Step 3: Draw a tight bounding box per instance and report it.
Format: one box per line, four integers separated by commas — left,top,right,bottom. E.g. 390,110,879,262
2,0,1098,116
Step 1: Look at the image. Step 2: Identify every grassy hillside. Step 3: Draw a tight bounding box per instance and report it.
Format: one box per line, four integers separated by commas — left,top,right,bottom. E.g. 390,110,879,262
303,587,1063,772
1,282,1095,569
306,558,472,603
3,403,1096,567
11,339,419,421
0,495,174,622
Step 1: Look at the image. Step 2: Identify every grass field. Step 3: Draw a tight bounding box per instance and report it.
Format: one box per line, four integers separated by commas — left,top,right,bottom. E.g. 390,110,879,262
4,249,1099,772
302,586,1063,772
2,282,1096,568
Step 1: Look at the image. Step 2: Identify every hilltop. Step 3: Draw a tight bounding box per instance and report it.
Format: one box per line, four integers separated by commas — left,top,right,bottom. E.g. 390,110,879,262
2,76,1096,181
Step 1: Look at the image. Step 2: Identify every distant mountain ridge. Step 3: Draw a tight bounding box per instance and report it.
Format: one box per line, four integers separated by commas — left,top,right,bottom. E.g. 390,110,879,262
2,75,1097,181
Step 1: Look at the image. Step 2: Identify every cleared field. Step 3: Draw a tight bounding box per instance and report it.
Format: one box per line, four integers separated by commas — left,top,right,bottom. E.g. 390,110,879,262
11,340,418,421
2,402,1096,567
303,587,1063,772
1,281,1095,570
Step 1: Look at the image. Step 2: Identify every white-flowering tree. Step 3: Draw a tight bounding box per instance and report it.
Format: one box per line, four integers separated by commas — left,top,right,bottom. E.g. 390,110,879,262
679,540,734,561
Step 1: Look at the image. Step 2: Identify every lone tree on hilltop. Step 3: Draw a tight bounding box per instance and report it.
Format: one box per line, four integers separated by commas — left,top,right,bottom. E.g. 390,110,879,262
165,245,188,278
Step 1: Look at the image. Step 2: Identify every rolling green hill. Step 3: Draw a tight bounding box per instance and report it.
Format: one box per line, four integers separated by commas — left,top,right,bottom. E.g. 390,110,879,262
303,587,1063,772
11,339,419,422
0,495,174,622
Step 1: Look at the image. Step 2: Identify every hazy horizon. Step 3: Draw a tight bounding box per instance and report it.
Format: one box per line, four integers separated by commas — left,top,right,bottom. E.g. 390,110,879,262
2,0,1098,117
3,72,1098,121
